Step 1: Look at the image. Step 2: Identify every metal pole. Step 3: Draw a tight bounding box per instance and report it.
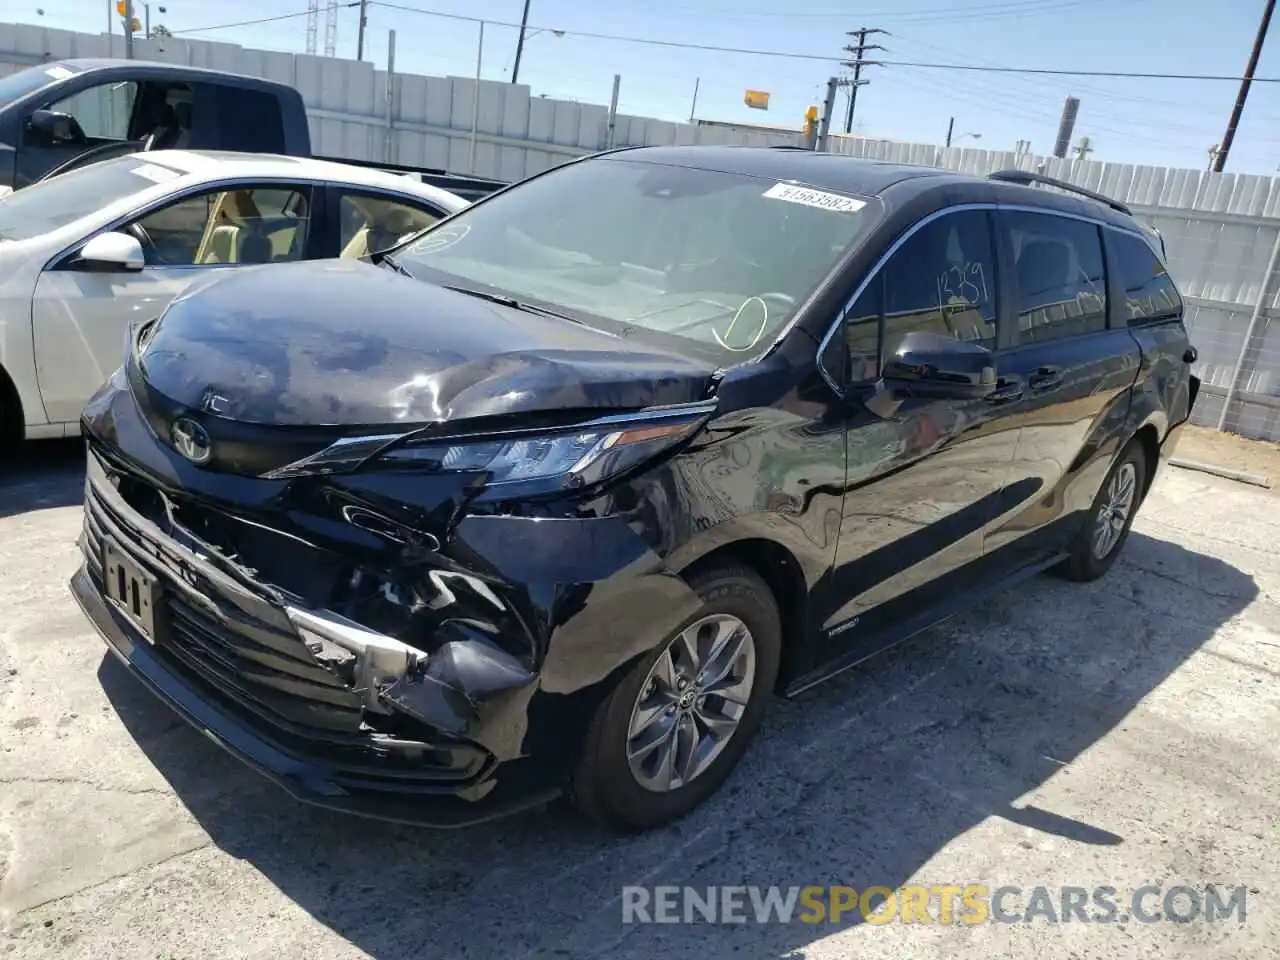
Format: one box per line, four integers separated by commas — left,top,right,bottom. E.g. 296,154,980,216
356,0,369,61
606,73,621,149
817,76,838,153
945,116,954,148
510,0,531,84
124,9,134,59
107,0,113,56
1216,225,1280,431
384,29,396,164
689,77,699,122
1213,0,1275,172
145,3,150,39
469,21,484,174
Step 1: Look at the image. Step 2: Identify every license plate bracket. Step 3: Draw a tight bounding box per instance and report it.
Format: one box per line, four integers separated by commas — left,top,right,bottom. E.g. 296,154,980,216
102,539,163,644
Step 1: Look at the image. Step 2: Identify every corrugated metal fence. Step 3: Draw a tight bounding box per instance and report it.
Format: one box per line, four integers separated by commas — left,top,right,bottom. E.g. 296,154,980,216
0,20,798,184
2,21,1278,442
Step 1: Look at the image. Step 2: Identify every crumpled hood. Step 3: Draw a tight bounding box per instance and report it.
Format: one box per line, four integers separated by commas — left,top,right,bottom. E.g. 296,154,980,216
138,259,718,427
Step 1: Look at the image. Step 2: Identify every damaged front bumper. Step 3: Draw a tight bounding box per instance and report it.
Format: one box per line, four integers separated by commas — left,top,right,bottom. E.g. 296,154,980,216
70,449,560,827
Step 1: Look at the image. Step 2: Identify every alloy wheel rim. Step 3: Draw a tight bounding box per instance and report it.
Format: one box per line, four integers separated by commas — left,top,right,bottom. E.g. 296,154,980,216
1092,461,1137,559
625,613,757,793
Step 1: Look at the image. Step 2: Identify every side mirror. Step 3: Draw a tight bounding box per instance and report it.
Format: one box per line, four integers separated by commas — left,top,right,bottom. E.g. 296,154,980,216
26,109,75,142
76,232,145,272
881,331,997,400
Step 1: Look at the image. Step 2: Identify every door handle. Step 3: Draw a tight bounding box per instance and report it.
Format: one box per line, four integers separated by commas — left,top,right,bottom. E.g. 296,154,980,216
1028,366,1065,391
986,375,1024,403
1183,346,1198,364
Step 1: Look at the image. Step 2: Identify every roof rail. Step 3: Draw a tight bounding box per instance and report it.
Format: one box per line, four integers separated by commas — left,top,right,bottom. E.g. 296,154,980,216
986,169,1132,217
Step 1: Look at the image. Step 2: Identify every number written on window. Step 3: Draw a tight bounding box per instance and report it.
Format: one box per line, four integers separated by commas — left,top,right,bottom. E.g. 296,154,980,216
841,209,999,384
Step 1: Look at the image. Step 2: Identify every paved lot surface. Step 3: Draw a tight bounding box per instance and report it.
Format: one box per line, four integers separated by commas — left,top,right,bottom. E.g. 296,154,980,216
0,439,1276,960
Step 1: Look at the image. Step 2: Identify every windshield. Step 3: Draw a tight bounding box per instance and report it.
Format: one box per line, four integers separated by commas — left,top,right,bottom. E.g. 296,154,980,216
0,63,77,105
397,157,877,359
0,155,184,241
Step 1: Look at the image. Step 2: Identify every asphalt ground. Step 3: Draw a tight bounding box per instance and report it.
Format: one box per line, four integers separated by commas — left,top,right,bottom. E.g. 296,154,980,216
1,438,1276,959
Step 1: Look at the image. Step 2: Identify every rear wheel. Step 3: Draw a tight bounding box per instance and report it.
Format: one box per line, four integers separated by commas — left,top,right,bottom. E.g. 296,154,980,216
569,563,781,832
1055,440,1148,582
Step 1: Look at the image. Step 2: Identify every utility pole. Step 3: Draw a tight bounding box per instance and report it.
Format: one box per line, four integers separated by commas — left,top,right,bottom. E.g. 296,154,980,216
355,0,369,60
1214,0,1275,172
817,76,840,152
511,0,532,84
121,0,134,59
945,116,954,148
842,28,885,134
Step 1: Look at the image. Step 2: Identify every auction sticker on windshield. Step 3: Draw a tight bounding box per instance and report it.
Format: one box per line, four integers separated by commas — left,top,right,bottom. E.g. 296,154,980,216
763,182,866,213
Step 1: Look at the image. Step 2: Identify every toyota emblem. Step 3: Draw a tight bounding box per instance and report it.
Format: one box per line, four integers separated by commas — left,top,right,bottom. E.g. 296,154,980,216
171,417,212,465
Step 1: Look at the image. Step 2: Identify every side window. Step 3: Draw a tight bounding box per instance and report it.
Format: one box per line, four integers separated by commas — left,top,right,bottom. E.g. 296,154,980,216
1007,211,1107,343
213,87,286,153
882,209,999,355
841,274,882,384
839,210,998,384
338,194,444,259
42,80,138,141
1110,229,1182,325
130,186,311,266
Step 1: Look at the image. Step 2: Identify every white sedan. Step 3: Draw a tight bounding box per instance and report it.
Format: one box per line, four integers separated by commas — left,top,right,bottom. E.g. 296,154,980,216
0,150,469,442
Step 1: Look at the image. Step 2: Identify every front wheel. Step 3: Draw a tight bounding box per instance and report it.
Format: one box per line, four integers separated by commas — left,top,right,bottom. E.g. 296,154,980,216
569,563,781,832
1055,440,1148,582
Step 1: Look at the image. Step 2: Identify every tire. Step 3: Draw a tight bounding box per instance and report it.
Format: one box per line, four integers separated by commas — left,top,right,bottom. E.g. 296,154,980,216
569,563,782,833
1055,439,1148,582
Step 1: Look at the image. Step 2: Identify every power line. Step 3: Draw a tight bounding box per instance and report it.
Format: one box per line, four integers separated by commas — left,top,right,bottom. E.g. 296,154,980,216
875,60,1280,82
604,0,1134,20
370,2,1280,81
173,9,327,35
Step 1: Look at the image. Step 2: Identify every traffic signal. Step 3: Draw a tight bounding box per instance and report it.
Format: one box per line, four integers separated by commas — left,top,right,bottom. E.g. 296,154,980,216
115,0,128,16
802,105,818,137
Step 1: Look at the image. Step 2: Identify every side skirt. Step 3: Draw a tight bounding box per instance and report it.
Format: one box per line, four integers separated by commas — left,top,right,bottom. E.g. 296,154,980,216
782,550,1071,697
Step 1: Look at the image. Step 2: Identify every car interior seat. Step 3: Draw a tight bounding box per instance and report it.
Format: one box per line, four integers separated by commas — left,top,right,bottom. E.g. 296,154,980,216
141,104,179,152
238,230,274,264
168,101,194,150
1015,238,1076,335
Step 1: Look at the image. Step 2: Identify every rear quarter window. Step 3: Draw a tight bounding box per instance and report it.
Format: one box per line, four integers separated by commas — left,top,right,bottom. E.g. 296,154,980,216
1109,229,1183,326
211,86,286,153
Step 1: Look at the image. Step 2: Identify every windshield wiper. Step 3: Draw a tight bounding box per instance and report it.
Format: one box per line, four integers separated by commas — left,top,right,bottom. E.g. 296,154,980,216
378,252,415,279
438,284,583,324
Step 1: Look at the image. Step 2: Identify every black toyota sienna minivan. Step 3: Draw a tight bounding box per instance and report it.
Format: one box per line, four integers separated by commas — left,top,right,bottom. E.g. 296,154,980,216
71,146,1199,832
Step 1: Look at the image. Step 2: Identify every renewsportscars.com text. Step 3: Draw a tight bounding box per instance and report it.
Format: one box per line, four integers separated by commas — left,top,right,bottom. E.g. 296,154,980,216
621,884,1249,926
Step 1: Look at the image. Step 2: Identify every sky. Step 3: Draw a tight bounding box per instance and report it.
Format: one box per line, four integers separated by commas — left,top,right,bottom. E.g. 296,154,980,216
11,0,1280,174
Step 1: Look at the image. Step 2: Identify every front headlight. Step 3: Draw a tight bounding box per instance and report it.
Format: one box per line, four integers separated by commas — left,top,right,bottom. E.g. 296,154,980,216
262,405,714,493
378,416,705,496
